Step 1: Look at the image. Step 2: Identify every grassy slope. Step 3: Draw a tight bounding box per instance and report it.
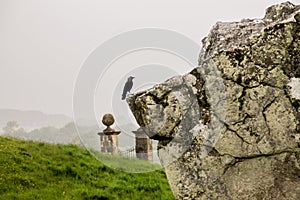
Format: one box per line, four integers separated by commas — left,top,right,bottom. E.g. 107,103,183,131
0,136,174,200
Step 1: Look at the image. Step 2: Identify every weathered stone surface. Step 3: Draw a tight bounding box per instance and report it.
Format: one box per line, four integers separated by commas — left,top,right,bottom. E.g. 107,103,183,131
128,2,300,199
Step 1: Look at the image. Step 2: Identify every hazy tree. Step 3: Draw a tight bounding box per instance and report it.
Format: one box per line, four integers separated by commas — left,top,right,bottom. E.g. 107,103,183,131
2,121,26,135
3,121,18,134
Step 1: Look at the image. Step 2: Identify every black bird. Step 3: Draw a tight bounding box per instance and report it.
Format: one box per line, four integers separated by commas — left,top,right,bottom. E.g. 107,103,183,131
122,76,135,100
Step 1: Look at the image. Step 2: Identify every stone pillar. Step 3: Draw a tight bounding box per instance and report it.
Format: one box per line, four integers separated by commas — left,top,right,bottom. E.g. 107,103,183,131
132,128,153,162
97,113,120,155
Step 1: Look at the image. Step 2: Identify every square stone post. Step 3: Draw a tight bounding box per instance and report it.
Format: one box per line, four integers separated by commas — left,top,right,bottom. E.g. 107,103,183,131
133,128,153,162
97,114,120,155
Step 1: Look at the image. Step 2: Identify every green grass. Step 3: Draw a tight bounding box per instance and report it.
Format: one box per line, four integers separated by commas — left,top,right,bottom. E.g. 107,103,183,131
90,149,162,173
0,136,175,200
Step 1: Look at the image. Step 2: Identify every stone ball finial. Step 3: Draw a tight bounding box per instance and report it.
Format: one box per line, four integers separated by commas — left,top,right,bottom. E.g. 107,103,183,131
101,113,121,134
102,113,115,128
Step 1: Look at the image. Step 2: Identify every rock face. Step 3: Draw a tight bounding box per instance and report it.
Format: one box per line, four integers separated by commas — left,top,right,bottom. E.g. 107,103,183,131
127,2,300,200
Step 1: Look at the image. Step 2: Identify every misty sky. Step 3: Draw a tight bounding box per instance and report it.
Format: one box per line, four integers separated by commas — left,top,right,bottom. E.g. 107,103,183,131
1,0,299,118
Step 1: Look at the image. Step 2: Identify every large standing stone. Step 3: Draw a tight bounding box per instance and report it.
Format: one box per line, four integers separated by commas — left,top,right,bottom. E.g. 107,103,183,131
128,2,300,199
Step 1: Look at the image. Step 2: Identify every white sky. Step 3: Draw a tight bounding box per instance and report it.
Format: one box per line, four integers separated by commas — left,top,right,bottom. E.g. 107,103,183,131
1,0,299,117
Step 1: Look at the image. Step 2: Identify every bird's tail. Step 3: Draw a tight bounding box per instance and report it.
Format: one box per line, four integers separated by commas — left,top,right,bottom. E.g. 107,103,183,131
121,91,126,100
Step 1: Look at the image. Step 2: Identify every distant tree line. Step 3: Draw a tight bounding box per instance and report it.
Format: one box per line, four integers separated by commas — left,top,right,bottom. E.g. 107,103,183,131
1,121,98,146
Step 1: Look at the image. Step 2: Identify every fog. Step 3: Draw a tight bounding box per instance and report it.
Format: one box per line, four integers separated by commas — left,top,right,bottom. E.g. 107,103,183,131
1,0,299,118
